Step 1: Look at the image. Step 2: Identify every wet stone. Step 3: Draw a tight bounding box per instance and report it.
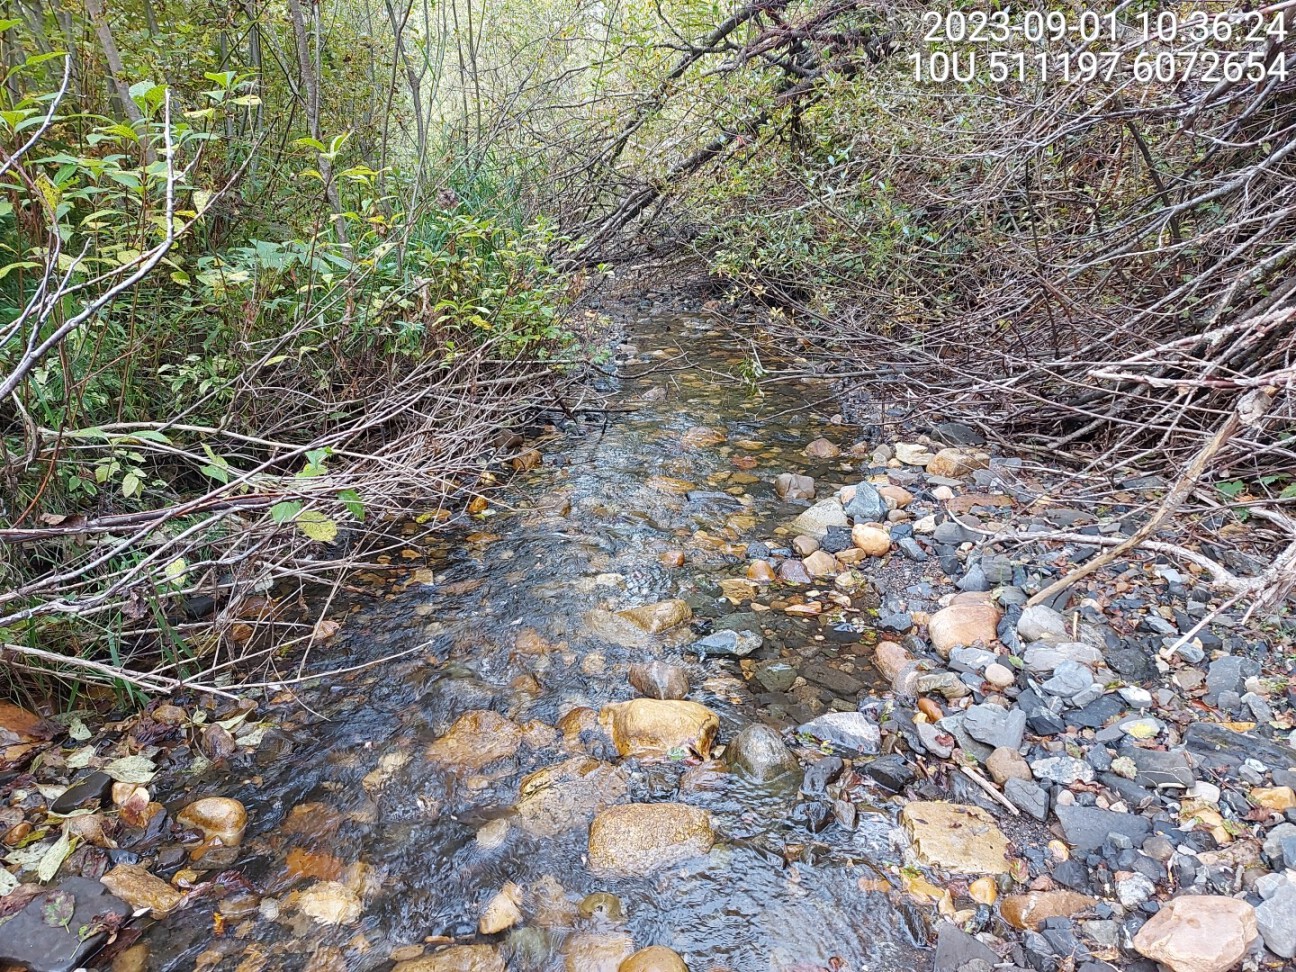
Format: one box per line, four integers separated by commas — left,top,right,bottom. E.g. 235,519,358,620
628,661,689,700
753,660,797,693
863,754,915,792
901,801,1012,874
725,724,799,784
689,628,761,658
587,803,714,876
0,878,131,972
797,712,880,754
800,661,864,696
50,771,113,815
933,921,999,972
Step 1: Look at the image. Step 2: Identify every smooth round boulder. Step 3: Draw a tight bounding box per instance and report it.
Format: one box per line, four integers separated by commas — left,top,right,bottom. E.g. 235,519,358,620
724,725,799,783
619,946,689,972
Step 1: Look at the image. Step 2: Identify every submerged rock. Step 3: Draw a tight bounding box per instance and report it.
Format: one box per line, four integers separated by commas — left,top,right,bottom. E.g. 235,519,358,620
587,803,714,876
619,946,689,972
1000,890,1096,930
516,757,630,836
600,699,719,758
1132,894,1257,972
901,801,1011,874
296,881,363,925
394,945,505,972
563,932,635,972
628,661,689,700
725,725,799,783
788,500,849,538
774,473,815,501
426,711,522,770
617,599,692,634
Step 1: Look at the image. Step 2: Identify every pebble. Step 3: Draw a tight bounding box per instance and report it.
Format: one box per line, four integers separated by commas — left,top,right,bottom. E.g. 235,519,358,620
927,599,1002,657
1030,755,1095,785
984,663,1015,688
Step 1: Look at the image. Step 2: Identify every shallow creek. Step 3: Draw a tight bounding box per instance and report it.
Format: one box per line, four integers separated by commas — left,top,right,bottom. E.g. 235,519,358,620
143,308,931,971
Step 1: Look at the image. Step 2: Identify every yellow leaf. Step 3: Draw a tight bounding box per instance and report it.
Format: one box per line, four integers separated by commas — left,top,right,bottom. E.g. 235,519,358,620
164,557,188,585
295,511,338,543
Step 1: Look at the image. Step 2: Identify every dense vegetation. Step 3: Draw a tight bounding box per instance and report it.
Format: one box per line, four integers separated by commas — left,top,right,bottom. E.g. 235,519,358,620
2,0,1293,699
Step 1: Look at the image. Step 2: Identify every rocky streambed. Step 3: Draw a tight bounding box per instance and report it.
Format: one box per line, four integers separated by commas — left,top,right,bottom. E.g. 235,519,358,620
1,302,1294,972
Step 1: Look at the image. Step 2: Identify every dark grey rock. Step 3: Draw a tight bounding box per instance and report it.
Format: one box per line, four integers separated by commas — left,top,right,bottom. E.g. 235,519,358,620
0,878,130,972
1066,695,1124,730
1185,723,1296,775
691,628,762,658
957,564,990,592
726,724,800,784
1005,778,1049,821
801,755,843,796
1205,655,1259,703
948,646,997,673
963,704,1026,751
1056,804,1151,853
930,422,985,447
800,661,864,696
979,555,1014,585
933,921,999,972
754,660,797,693
876,611,914,633
1128,748,1194,789
1042,660,1095,699
897,537,928,561
934,520,975,544
863,754,915,792
844,482,888,523
49,771,113,814
1052,858,1091,891
819,526,853,554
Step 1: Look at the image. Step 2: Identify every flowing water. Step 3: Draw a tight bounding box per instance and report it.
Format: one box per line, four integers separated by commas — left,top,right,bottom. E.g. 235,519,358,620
141,306,932,972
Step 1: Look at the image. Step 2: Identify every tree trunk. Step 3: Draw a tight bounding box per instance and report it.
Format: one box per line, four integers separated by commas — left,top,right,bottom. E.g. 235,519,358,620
285,0,350,251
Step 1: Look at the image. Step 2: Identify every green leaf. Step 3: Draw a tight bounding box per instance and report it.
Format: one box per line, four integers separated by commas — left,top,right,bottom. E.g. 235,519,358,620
121,472,141,498
35,833,72,883
338,489,365,522
200,463,229,484
1217,480,1247,499
1281,483,1296,500
0,19,21,31
295,511,338,543
270,501,303,524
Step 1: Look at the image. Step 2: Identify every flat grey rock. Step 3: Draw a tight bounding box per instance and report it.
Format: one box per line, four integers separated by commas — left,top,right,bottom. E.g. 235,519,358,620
797,711,879,754
1256,883,1296,959
1056,804,1152,853
0,878,130,972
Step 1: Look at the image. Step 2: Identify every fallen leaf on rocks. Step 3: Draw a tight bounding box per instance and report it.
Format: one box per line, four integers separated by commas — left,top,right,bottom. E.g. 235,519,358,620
103,755,156,785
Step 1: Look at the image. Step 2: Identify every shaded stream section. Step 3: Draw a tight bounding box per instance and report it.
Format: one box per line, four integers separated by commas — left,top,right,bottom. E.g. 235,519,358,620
144,308,927,971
